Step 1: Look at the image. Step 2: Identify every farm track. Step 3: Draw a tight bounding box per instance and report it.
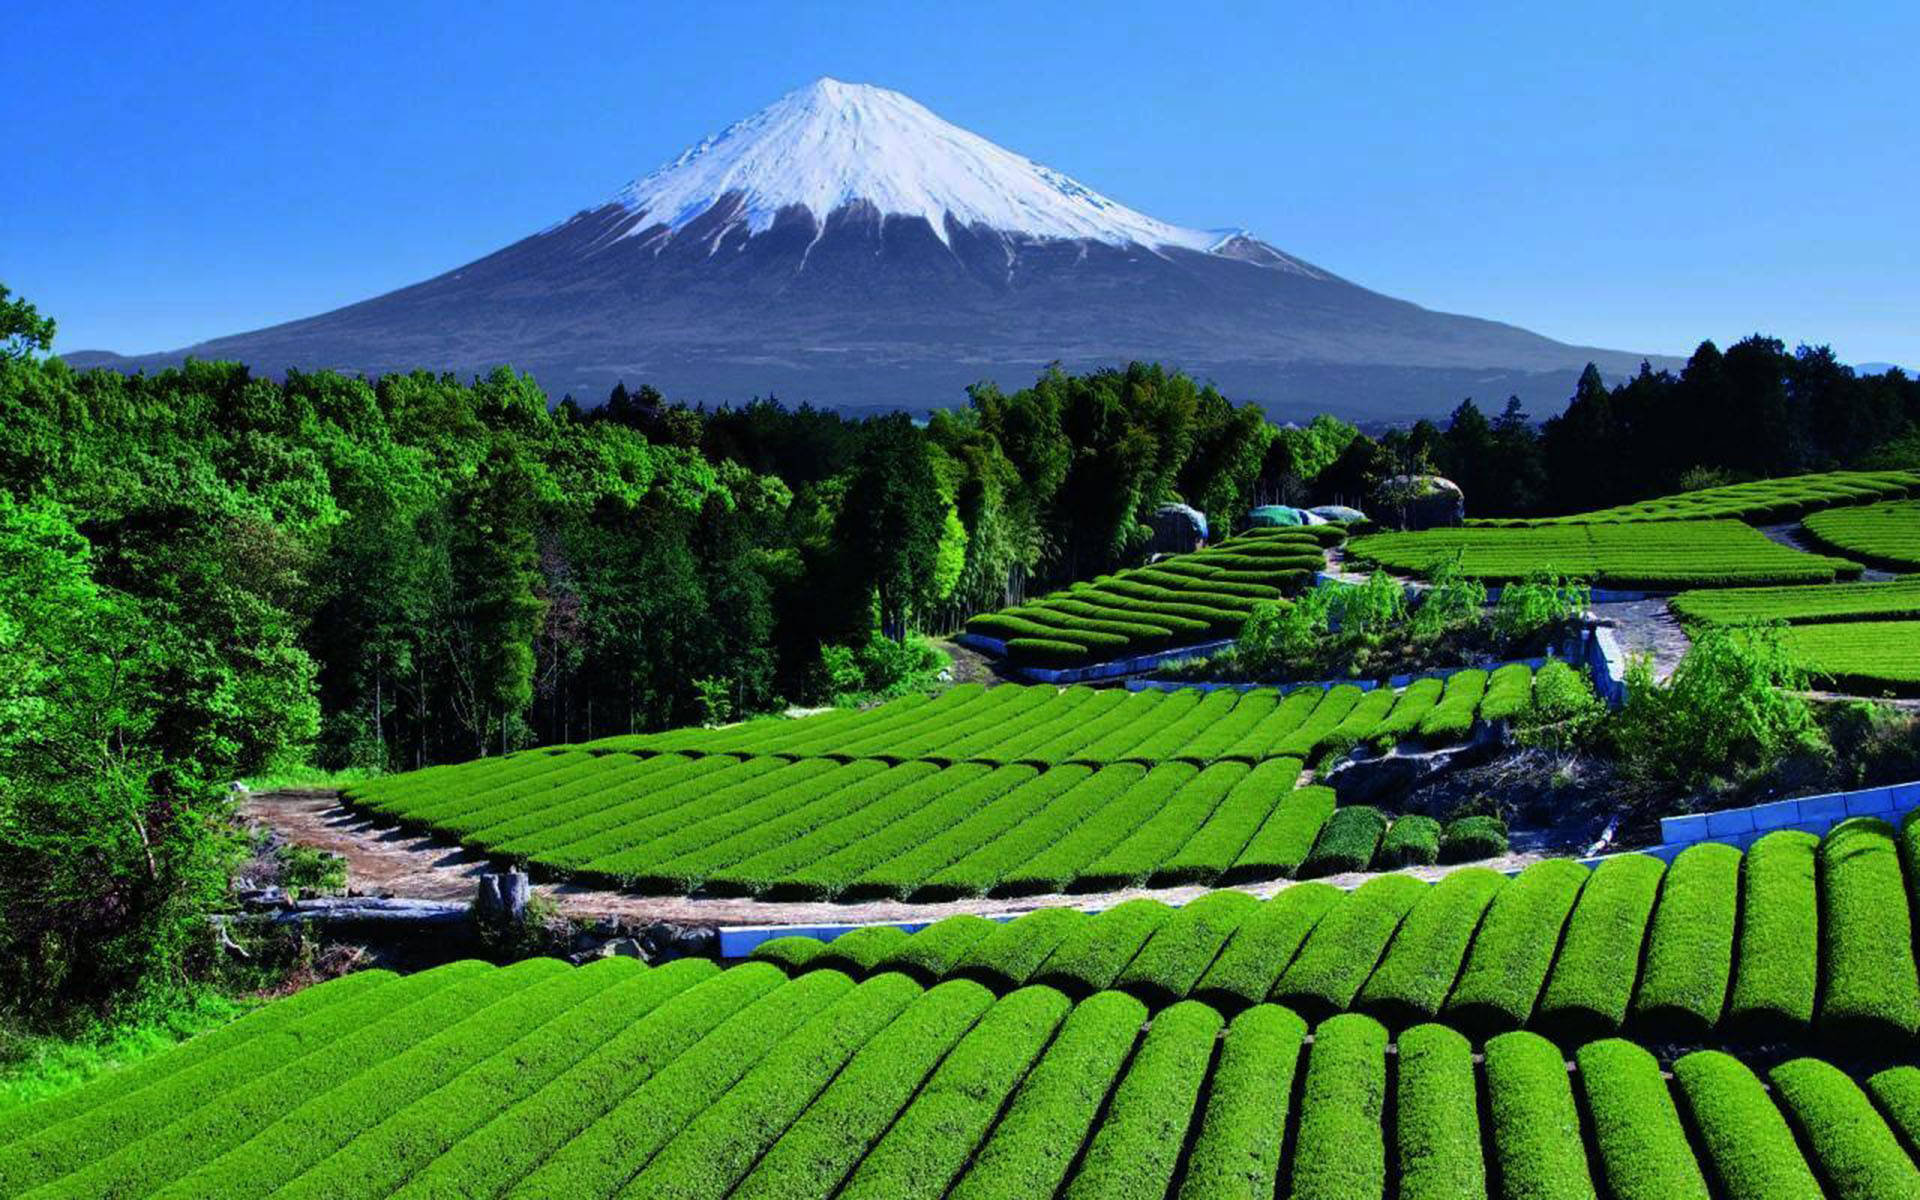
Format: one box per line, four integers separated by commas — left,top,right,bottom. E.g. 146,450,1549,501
1759,520,1900,581
243,789,1551,928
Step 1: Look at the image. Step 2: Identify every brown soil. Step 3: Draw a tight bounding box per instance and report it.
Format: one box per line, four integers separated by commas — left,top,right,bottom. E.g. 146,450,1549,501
241,789,1549,929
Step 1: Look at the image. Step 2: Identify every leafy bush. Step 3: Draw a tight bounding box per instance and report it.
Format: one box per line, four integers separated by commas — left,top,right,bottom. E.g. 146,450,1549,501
1442,859,1588,1036
1611,625,1826,790
1192,882,1341,1011
1630,842,1739,1041
1059,1001,1221,1200
1769,1057,1920,1197
1407,555,1487,643
1671,1050,1824,1200
1174,1005,1307,1200
1275,874,1425,1020
1394,1023,1485,1199
1287,1014,1389,1200
1577,1039,1711,1200
1535,853,1664,1044
1727,830,1820,1041
1817,817,1920,1047
1492,568,1590,645
1482,1031,1598,1198
1439,814,1509,863
1300,805,1389,877
1513,660,1606,752
1355,867,1503,1029
1375,814,1442,867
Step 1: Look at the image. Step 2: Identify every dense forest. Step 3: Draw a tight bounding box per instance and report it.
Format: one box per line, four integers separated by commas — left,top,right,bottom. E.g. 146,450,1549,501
2,277,1918,1023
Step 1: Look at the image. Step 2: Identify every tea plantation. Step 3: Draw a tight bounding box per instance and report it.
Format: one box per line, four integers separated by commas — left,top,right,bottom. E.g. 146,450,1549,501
343,672,1532,898
8,950,1919,1199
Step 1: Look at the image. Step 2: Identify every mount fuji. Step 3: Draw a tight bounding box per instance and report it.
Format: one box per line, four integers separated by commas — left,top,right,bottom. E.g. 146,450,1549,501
70,79,1662,420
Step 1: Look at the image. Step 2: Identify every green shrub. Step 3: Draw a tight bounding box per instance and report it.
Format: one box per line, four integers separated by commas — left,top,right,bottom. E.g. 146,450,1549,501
1477,662,1535,724
873,915,998,983
1113,890,1261,1008
829,986,1071,1200
1727,830,1819,1041
1192,882,1342,1011
1174,1004,1309,1200
1032,898,1174,997
751,935,829,971
1224,785,1336,882
1355,867,1503,1029
951,907,1089,991
1483,1031,1597,1200
1393,1023,1485,1200
1670,1050,1825,1200
1442,859,1588,1037
1416,669,1488,745
1060,1001,1222,1200
1299,805,1388,877
1818,817,1920,1047
1157,757,1304,884
1492,569,1590,644
1630,841,1740,1041
1364,677,1444,749
1865,1066,1920,1162
1770,1057,1920,1199
1274,874,1425,1020
947,991,1147,1200
1576,1039,1710,1200
1535,853,1664,1044
812,925,912,976
1375,814,1442,867
1005,637,1092,666
1438,814,1508,863
1286,1013,1389,1200
1513,660,1605,752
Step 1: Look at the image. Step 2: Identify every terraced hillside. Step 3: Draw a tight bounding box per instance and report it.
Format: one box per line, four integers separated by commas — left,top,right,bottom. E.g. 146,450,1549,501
1468,468,1920,526
9,954,1919,1200
343,673,1532,898
963,526,1339,667
1673,578,1920,693
1348,519,1860,588
1803,498,1920,571
754,815,1920,1047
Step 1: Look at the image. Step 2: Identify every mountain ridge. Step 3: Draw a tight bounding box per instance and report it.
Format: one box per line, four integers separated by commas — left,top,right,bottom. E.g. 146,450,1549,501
66,78,1671,421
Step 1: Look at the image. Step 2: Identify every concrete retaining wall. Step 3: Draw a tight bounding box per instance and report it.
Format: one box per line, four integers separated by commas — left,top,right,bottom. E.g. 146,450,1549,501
1658,778,1920,853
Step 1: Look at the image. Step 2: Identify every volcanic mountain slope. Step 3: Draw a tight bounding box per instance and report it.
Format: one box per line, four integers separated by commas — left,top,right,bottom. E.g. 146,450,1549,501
70,78,1661,421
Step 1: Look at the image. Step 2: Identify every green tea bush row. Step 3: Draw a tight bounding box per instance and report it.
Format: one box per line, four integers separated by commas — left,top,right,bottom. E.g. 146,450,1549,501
1443,859,1588,1037
1374,813,1441,867
1769,1056,1920,1199
1535,853,1664,1044
1355,867,1504,1029
1671,1050,1824,1200
1818,817,1920,1046
1629,841,1740,1041
1060,1000,1222,1200
1576,1038,1711,1200
1299,804,1388,877
1482,1030,1598,1200
1274,873,1425,1020
1726,829,1820,1041
1393,1022,1486,1200
1287,1013,1390,1200
1173,1004,1308,1200
1113,889,1261,1008
1416,668,1488,744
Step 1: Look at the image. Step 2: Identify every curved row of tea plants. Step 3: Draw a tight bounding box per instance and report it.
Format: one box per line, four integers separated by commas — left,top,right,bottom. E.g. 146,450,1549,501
341,678,1533,897
1468,468,1920,527
963,528,1340,667
1348,518,1861,588
755,815,1920,1051
1671,576,1920,626
8,955,1916,1199
1802,498,1920,571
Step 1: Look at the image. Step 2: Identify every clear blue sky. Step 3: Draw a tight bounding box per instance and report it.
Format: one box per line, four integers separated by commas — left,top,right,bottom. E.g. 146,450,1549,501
7,0,1916,366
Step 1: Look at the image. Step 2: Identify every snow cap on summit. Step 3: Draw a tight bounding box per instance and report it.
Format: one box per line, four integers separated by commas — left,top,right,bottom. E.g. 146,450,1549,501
612,77,1226,251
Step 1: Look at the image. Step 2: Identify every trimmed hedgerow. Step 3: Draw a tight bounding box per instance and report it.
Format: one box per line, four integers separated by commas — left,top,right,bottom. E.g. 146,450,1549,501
273,960,716,1200
1274,873,1426,1020
1629,841,1740,1041
1006,637,1092,665
177,959,628,1199
1866,1065,1920,1160
1439,814,1508,863
947,990,1148,1200
1286,1013,1390,1200
1576,1038,1710,1200
1727,829,1820,1042
1482,1030,1597,1200
1033,898,1175,997
843,767,1094,900
1769,1056,1920,1200
995,763,1189,895
1671,1050,1823,1200
1416,669,1489,745
874,915,999,984
1157,757,1304,884
1535,853,1665,1045
1276,685,1366,757
1223,785,1336,883
391,962,789,1199
1364,677,1444,750
829,986,1072,1200
616,972,927,1200
952,907,1091,991
751,935,829,971
1477,661,1535,724
1443,858,1589,1037
1394,1023,1486,1200
0,960,501,1198
1061,1000,1223,1200
1174,1004,1309,1200
812,925,913,976
1299,805,1388,877
1376,814,1442,867
1818,817,1920,1047
507,969,866,1199
1193,881,1342,1011
1077,761,1249,890
1316,686,1398,758
1114,889,1261,1008
1355,867,1504,1030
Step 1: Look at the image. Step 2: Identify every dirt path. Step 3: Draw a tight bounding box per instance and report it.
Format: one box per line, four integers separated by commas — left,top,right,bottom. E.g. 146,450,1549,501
1592,597,1690,680
242,789,1552,929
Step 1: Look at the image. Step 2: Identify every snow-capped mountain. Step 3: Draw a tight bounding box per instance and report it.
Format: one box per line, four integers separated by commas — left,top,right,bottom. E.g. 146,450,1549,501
69,79,1661,420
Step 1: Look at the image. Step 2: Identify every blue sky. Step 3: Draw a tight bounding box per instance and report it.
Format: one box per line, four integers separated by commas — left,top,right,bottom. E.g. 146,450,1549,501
7,0,1915,366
